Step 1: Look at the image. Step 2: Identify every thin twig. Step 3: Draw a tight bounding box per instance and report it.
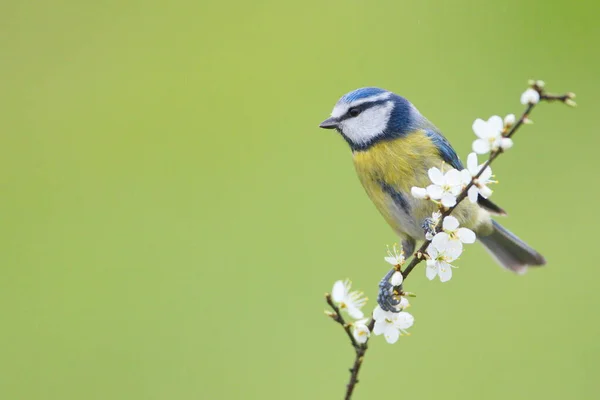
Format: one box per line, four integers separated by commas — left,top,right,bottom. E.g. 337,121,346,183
325,294,375,399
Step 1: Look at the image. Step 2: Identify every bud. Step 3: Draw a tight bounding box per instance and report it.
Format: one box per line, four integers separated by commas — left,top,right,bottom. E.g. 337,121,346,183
391,271,404,286
411,186,428,199
567,92,576,99
504,113,516,127
565,99,577,107
535,80,545,88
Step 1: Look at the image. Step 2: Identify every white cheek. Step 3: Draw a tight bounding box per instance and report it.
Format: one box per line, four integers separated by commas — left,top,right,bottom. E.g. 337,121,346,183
340,101,394,145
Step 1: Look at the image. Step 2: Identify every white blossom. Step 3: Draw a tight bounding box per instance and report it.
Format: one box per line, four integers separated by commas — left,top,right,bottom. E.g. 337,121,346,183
352,319,370,344
461,152,494,203
426,167,463,207
426,234,462,282
520,88,540,105
384,244,405,266
391,271,403,286
435,216,476,249
331,280,367,319
472,116,514,154
373,305,414,344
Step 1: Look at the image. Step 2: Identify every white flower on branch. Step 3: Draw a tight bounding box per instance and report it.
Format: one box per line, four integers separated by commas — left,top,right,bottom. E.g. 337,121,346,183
373,305,414,344
331,280,367,319
384,244,405,266
521,88,540,105
425,167,463,207
472,116,514,154
426,234,462,282
352,319,370,344
435,216,476,249
461,152,495,203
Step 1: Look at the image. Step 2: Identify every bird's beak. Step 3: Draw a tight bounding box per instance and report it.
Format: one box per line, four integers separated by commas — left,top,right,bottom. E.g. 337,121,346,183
319,117,338,129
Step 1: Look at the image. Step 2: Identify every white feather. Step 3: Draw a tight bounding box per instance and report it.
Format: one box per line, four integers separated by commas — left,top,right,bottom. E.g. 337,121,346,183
338,101,394,145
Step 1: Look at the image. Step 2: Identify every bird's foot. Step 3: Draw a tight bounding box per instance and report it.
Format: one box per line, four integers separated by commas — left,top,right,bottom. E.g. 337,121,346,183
377,269,403,312
421,217,439,240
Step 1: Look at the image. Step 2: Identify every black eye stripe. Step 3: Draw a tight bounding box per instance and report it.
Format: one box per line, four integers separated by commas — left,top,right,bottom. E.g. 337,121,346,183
338,99,388,121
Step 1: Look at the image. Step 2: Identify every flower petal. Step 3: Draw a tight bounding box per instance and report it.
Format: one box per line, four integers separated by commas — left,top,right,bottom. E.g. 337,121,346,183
426,184,443,200
472,139,491,154
460,169,472,185
479,185,493,198
441,194,457,208
372,305,387,322
394,312,414,329
467,152,478,174
332,280,345,302
468,186,479,203
444,240,463,261
372,320,385,335
445,169,462,186
347,306,364,320
425,260,438,280
438,261,453,282
472,118,487,138
479,166,492,182
431,232,451,250
384,256,398,265
428,167,445,185
443,216,459,231
457,227,476,244
384,328,400,344
488,115,503,133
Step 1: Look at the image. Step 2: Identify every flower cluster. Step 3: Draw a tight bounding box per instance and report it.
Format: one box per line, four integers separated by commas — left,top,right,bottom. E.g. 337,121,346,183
330,245,416,345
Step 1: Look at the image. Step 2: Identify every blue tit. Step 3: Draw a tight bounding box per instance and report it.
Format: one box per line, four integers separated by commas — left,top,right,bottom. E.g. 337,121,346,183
319,87,545,273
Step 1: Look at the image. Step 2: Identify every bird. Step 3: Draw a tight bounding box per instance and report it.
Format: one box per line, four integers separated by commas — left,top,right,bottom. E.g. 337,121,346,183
319,87,546,280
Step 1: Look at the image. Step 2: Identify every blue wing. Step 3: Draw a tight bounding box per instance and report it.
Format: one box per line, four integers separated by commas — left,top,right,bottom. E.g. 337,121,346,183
425,129,506,216
425,130,463,170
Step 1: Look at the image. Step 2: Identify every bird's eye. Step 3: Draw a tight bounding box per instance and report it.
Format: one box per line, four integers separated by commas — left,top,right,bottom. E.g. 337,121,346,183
348,107,361,117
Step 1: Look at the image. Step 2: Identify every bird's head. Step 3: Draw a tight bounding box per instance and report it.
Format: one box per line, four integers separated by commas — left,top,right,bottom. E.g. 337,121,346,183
319,87,421,151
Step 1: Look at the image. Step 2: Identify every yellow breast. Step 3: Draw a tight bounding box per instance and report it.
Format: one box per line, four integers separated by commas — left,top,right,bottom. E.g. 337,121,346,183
352,130,439,192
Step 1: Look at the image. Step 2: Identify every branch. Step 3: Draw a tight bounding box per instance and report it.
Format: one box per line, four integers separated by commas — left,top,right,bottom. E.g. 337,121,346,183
325,294,374,400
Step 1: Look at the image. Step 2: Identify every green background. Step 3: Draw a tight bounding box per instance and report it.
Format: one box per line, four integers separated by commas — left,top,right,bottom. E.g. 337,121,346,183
1,1,598,399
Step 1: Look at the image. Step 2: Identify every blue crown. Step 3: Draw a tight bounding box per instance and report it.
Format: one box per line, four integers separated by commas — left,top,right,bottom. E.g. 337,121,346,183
340,87,389,103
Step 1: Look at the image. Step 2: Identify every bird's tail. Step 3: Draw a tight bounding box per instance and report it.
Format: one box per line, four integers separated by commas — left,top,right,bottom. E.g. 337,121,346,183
479,220,546,274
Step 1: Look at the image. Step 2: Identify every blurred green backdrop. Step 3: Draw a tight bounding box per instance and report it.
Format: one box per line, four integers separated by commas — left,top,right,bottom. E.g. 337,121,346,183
1,1,598,399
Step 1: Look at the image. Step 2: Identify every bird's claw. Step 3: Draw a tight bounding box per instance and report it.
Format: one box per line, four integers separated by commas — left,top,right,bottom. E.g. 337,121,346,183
421,217,438,239
377,269,403,312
